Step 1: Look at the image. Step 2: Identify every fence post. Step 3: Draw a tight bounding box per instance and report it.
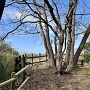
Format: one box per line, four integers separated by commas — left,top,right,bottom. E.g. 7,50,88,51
14,57,18,73
81,60,84,66
22,55,26,82
31,53,33,65
46,52,47,62
11,72,15,90
18,55,22,70
39,53,41,63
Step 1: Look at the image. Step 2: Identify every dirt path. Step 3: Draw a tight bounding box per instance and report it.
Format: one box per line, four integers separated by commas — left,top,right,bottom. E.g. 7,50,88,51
19,62,90,90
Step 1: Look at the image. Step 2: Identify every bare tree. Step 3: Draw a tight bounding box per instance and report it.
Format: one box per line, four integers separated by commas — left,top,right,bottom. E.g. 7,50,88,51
1,0,90,74
63,0,77,71
74,25,90,67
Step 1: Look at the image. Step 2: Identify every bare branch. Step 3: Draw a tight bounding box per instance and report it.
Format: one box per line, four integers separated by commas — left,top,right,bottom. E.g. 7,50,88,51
23,0,58,36
75,31,86,36
44,0,62,30
18,31,40,35
75,13,90,15
1,23,22,41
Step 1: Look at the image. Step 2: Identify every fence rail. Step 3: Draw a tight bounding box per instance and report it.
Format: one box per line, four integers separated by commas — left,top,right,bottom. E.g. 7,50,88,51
15,65,29,76
27,55,46,59
0,53,86,89
0,78,16,87
0,65,30,90
17,77,29,90
0,53,47,90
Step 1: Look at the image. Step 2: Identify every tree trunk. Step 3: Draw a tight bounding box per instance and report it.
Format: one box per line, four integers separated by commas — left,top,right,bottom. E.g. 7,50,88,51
74,25,90,67
54,34,57,60
0,0,6,19
54,26,59,63
66,6,76,71
63,0,73,70
43,1,55,67
64,20,72,71
39,20,50,59
56,30,64,72
62,0,77,71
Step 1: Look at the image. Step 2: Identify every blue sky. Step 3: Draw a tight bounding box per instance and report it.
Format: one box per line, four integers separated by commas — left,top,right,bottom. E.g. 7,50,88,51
0,0,90,54
4,32,46,54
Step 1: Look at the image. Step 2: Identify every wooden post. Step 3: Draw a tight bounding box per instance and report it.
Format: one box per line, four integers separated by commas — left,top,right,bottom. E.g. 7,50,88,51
31,53,33,65
81,60,84,66
11,72,15,90
22,55,26,68
24,54,27,66
39,53,41,63
46,52,47,62
14,57,18,73
18,55,22,70
22,55,26,82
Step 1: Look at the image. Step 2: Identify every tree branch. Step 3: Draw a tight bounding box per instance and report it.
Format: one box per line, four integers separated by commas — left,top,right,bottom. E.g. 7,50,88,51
1,24,22,41
44,0,62,30
23,0,58,36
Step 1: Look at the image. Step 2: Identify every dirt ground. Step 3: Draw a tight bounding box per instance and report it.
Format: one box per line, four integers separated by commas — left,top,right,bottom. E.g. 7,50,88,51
21,62,90,90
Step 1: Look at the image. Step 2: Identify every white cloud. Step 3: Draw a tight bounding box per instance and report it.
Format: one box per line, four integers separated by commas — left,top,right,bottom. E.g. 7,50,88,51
14,11,22,19
3,7,58,36
5,38,13,43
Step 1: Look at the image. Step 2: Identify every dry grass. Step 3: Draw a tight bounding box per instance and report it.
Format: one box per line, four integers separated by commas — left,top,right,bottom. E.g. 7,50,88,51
24,62,90,90
73,62,90,89
1,61,90,90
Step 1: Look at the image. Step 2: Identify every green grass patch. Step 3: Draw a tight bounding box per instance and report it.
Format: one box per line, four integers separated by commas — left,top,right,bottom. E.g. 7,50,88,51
76,70,90,76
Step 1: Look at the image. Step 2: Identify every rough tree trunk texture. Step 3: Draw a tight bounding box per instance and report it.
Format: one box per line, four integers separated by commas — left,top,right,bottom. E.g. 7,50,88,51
54,34,57,60
74,25,90,67
39,21,50,61
56,30,64,72
54,26,59,63
64,20,72,70
63,3,72,71
67,6,76,71
43,1,55,67
64,0,73,70
63,0,77,71
0,0,6,19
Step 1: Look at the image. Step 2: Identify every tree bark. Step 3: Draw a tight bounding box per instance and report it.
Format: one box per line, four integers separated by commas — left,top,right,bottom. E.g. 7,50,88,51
64,20,72,70
54,26,59,63
0,0,6,19
74,25,90,67
43,1,55,67
62,0,73,71
56,30,64,73
67,8,76,71
54,34,57,60
39,20,50,59
62,0,78,71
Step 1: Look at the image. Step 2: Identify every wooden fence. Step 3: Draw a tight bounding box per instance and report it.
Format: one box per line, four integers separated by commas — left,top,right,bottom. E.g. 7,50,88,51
0,53,48,90
26,53,48,65
0,53,87,90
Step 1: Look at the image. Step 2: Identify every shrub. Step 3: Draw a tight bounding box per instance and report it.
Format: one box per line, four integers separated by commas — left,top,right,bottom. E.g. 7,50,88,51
0,54,15,83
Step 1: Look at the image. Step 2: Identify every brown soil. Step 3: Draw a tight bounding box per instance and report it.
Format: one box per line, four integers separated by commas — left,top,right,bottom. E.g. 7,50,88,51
21,62,90,90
